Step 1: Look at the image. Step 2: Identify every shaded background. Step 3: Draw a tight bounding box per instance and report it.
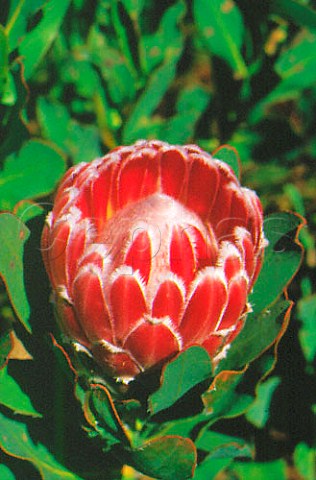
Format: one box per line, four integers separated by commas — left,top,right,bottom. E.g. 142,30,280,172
0,1,315,479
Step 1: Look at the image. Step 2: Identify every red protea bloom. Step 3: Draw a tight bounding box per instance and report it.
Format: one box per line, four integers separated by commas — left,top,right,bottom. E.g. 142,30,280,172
42,140,267,383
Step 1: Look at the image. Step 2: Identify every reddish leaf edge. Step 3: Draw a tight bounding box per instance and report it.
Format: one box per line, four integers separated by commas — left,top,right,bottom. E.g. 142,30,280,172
212,144,241,180
208,211,306,403
84,383,131,446
258,211,306,381
46,212,305,470
50,335,132,444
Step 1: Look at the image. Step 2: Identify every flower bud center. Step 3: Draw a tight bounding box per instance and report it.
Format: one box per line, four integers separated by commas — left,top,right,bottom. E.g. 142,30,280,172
98,193,211,292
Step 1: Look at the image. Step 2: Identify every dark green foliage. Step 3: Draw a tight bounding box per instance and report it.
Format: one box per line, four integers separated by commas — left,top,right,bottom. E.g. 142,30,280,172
0,1,315,479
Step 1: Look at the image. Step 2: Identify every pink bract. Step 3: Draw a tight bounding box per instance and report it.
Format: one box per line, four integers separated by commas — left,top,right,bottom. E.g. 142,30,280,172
41,140,267,383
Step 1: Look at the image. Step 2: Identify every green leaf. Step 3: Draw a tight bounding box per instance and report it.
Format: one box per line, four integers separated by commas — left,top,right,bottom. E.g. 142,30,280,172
121,0,146,18
122,58,182,143
13,200,44,224
202,370,253,424
250,212,303,315
0,25,9,100
111,1,139,79
83,384,130,448
195,430,252,458
68,61,101,99
37,97,70,149
0,464,15,480
0,63,29,158
213,144,240,178
67,123,101,165
0,213,30,331
249,31,316,123
0,412,84,479
88,27,138,105
193,455,231,480
194,429,252,478
216,299,291,372
283,183,305,217
131,436,196,480
246,377,281,428
297,295,316,363
37,98,101,164
0,332,12,369
0,72,17,106
5,0,46,51
270,0,316,30
230,458,286,480
294,443,316,480
0,366,42,417
194,0,247,79
0,140,66,211
156,370,252,438
18,0,71,79
149,346,213,416
142,1,186,73
161,85,210,144
275,32,316,78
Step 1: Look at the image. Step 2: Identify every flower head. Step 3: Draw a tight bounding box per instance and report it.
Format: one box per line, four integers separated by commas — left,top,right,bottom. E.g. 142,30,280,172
42,141,266,383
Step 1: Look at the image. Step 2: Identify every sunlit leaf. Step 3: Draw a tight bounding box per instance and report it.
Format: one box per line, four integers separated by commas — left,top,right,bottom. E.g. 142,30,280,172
142,1,186,73
194,0,247,78
229,458,286,479
0,463,15,480
0,140,66,211
36,97,70,149
213,144,240,178
249,31,316,123
123,61,178,143
18,0,71,79
0,366,41,417
5,0,46,51
0,213,30,331
37,98,101,164
149,346,213,416
121,0,146,18
111,1,140,78
13,200,44,224
0,412,84,479
294,443,316,480
0,71,17,106
193,456,231,480
88,27,138,105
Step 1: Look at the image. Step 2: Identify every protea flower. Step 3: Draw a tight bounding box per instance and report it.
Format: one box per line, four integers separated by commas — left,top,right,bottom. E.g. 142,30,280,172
42,140,267,383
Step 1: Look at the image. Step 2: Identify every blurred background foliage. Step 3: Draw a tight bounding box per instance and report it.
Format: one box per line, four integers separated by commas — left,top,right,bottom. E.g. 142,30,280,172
0,0,316,479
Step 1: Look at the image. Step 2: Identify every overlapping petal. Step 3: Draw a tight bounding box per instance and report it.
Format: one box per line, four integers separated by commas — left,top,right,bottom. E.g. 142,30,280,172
42,140,266,382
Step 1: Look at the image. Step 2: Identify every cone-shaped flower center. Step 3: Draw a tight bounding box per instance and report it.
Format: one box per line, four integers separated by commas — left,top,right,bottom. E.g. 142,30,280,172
99,193,213,297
